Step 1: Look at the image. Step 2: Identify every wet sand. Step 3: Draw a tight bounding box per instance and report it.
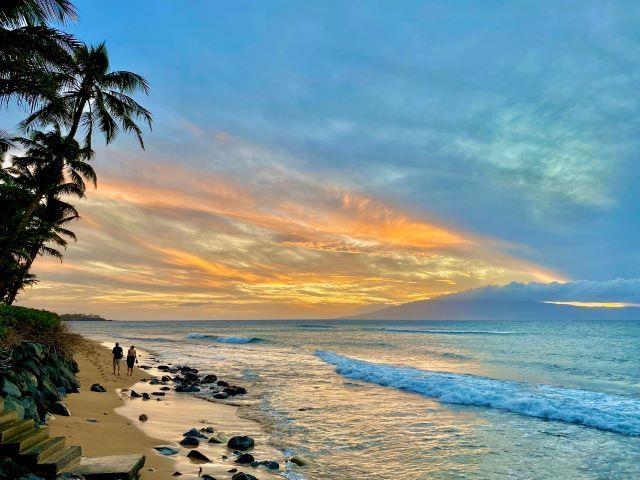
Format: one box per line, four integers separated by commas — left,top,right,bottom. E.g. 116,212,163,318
48,338,281,479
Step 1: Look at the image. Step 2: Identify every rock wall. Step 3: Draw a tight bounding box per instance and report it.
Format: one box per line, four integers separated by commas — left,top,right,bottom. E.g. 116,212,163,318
0,342,79,424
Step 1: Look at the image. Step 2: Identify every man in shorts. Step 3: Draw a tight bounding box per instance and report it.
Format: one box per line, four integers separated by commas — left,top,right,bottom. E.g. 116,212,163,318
112,342,123,375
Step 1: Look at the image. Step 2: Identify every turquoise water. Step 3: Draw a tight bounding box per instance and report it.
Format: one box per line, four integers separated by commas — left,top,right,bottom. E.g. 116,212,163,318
72,319,640,479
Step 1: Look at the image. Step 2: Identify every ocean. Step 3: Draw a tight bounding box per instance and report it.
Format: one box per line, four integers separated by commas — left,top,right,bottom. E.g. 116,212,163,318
70,319,640,479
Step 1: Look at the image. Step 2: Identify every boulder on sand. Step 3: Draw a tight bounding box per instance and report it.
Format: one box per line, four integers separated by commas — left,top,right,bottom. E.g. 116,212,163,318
90,383,106,393
52,401,71,416
235,453,255,464
227,436,254,451
179,436,200,447
186,450,210,462
183,428,208,439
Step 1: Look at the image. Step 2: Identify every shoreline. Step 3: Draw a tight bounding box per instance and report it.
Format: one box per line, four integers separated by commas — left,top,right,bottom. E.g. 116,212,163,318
48,337,283,479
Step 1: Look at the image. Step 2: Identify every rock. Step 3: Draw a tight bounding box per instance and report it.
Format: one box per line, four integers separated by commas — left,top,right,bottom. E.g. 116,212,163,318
149,378,161,385
201,426,215,433
201,475,216,480
172,473,182,477
231,473,258,480
186,450,210,462
223,386,247,396
227,468,237,473
151,391,165,396
2,379,21,397
161,375,172,382
216,380,229,387
3,395,25,419
138,414,148,422
289,456,306,466
20,396,39,422
90,383,106,393
183,372,199,383
235,453,255,464
227,436,254,451
183,428,208,439
154,446,180,455
179,436,200,447
259,460,280,470
52,401,71,416
87,418,98,423
142,393,151,400
201,374,218,384
208,436,223,444
157,365,170,371
130,390,142,398
212,392,228,400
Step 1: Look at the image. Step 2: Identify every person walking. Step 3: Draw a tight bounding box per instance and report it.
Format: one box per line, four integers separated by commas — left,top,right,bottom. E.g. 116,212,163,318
126,345,138,376
112,342,123,375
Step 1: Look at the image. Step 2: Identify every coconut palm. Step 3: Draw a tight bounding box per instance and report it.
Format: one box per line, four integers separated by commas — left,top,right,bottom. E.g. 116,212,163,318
21,42,152,148
0,127,94,274
0,0,77,108
3,196,79,304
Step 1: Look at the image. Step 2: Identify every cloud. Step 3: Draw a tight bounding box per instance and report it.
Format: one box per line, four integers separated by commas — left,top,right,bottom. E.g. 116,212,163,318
17,136,563,319
448,279,640,303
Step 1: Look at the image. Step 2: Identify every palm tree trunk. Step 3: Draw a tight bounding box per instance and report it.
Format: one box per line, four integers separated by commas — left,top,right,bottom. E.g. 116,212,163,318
5,242,40,305
65,96,87,142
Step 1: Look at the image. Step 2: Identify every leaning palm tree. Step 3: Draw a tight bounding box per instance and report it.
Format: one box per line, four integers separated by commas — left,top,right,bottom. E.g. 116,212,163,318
21,42,152,148
0,127,94,273
3,196,79,304
0,0,77,108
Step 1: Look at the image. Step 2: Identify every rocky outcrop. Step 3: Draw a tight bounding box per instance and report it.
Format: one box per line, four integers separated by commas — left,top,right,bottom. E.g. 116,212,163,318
0,342,79,425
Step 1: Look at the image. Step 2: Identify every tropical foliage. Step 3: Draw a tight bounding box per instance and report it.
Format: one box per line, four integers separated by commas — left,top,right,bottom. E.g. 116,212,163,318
0,0,152,304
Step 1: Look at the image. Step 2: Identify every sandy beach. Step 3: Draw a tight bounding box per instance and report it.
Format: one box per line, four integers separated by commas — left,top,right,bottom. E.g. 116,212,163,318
48,338,282,479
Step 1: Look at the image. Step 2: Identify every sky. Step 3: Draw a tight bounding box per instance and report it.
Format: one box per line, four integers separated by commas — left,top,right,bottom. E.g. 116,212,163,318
5,0,640,319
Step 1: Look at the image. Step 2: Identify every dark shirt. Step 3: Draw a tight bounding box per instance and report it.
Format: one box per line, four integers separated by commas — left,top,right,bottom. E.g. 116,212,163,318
112,346,123,359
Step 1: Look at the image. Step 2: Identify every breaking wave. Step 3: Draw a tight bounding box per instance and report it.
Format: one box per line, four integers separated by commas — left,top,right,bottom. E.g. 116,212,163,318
186,333,263,344
316,351,640,436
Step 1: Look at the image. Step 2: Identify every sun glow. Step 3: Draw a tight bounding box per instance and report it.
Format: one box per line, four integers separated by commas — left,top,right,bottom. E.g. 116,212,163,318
544,301,640,308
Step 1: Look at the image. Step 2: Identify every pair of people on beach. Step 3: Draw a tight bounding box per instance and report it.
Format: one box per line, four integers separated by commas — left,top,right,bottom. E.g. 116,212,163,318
112,342,138,376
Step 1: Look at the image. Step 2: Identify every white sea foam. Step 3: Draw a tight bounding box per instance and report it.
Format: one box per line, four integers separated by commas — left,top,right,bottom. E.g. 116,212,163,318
186,333,262,344
384,328,517,335
316,350,640,436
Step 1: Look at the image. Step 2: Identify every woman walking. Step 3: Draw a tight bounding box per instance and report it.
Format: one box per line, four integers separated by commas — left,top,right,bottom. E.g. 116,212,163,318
126,345,138,376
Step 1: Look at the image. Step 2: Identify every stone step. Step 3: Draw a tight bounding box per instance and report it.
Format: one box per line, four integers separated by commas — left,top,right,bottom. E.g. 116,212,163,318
0,410,19,426
1,425,50,454
22,436,66,464
37,445,81,477
65,454,146,480
0,418,34,443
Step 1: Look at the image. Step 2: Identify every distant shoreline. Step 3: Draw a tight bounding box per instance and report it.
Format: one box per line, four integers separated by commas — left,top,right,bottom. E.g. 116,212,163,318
60,313,111,322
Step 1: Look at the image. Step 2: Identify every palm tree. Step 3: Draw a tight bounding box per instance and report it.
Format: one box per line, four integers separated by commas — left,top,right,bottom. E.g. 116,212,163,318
3,196,79,304
0,0,77,108
0,127,94,273
21,42,152,148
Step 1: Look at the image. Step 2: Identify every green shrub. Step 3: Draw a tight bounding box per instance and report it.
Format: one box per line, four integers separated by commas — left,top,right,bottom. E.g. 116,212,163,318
0,305,61,338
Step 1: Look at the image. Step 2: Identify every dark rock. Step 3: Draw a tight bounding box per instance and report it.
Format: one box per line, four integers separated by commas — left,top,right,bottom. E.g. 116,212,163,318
52,401,71,416
151,391,165,396
179,436,200,447
212,392,228,399
208,436,223,444
201,426,215,433
154,445,180,455
216,380,229,387
172,473,182,477
227,469,237,473
289,456,305,466
183,372,199,383
142,393,151,400
231,473,257,480
259,460,280,470
157,365,170,371
223,386,247,396
160,386,171,391
201,475,216,480
149,378,161,385
161,375,172,382
138,414,148,422
2,379,21,397
183,428,208,438
227,436,254,451
186,450,210,462
90,383,106,393
201,374,218,384
130,390,142,398
235,453,255,464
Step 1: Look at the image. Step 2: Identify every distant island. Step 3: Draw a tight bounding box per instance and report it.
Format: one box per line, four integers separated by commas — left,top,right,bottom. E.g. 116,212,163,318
60,313,111,322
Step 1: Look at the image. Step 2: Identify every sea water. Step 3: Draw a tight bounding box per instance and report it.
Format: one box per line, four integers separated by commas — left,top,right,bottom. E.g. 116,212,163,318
71,319,640,479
